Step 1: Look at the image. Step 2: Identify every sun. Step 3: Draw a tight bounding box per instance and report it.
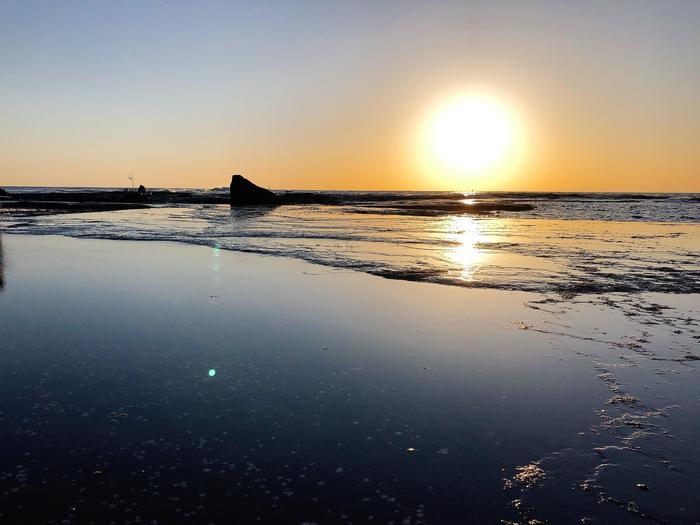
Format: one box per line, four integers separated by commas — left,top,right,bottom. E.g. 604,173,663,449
422,92,521,178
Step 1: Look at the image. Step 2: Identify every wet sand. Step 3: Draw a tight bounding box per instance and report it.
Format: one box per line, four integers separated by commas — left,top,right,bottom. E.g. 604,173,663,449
6,205,698,295
0,234,698,523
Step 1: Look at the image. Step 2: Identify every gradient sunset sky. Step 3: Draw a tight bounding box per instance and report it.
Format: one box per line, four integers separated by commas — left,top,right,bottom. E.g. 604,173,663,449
2,1,699,191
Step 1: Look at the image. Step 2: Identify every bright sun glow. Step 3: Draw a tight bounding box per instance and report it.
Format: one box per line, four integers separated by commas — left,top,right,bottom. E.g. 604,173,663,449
424,92,521,175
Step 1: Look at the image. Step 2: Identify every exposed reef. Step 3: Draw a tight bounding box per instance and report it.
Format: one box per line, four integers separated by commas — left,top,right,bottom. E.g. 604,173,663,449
1,188,228,205
0,186,228,217
358,201,534,216
0,176,538,217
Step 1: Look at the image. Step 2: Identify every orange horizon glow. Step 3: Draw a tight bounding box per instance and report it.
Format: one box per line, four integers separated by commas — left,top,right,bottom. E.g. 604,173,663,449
2,3,699,193
3,81,697,193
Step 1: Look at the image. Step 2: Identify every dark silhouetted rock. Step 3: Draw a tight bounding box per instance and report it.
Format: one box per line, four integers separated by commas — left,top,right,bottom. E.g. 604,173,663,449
0,188,9,196
230,174,279,206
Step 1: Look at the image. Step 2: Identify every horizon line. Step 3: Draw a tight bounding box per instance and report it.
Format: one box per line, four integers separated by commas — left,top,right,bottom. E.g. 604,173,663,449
2,184,698,195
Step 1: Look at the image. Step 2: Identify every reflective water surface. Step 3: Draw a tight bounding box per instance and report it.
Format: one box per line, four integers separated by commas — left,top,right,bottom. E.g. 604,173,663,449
0,234,698,524
4,204,699,294
0,235,5,291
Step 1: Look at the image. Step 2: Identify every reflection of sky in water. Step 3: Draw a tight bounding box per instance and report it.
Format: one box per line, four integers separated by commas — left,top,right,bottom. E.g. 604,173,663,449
0,235,4,290
1,234,698,523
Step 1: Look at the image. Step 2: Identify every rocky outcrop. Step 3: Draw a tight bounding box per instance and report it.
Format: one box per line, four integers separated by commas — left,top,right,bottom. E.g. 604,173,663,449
230,175,279,206
0,188,9,197
7,190,229,205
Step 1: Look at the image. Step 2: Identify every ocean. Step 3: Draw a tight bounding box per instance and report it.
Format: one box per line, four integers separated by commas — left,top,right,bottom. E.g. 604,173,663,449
2,188,699,294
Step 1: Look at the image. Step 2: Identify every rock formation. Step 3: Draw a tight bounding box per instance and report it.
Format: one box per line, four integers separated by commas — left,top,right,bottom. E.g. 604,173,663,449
229,175,279,206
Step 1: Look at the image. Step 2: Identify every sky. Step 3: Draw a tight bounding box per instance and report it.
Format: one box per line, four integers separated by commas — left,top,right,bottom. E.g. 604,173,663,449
1,0,699,191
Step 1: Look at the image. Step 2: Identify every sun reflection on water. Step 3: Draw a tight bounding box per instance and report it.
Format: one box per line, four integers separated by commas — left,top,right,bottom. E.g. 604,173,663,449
445,216,484,281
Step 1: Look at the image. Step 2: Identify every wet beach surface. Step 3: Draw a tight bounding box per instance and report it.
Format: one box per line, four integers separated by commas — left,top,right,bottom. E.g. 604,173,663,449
0,234,698,523
4,204,699,296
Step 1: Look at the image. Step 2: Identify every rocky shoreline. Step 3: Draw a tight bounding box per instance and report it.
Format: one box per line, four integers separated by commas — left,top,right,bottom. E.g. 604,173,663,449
1,175,535,217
